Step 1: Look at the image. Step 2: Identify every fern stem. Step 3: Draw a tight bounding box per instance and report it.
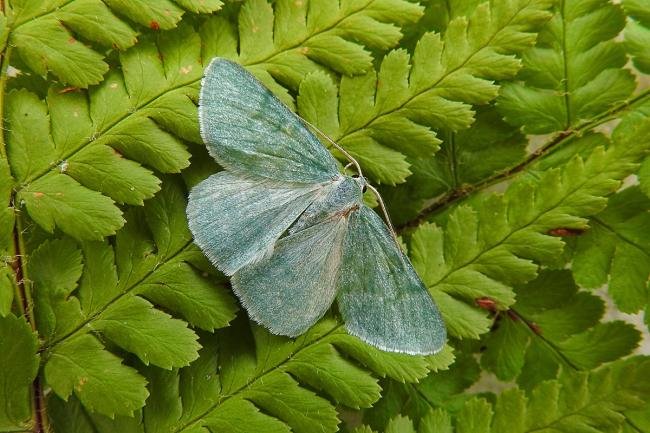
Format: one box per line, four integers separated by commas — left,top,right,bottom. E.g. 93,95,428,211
559,0,572,128
397,88,650,232
507,308,580,371
446,130,459,189
626,418,645,433
32,375,49,433
0,9,44,432
13,213,47,433
0,20,11,159
14,213,35,329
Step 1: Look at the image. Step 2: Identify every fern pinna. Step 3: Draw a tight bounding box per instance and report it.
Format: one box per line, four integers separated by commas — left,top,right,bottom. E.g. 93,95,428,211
0,0,649,432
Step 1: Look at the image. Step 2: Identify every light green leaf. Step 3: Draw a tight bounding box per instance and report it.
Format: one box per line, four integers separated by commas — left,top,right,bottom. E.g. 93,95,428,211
12,16,110,88
418,409,453,433
45,333,149,417
5,89,56,183
410,115,650,341
521,357,650,432
296,0,551,184
65,144,161,206
84,315,447,433
19,172,124,240
385,416,416,433
243,372,339,433
480,270,640,384
286,343,381,409
204,398,290,433
0,314,39,430
456,397,492,433
8,0,221,87
555,322,642,369
205,0,422,84
135,261,236,332
29,238,85,340
498,0,636,133
32,180,235,416
94,295,201,369
573,186,650,313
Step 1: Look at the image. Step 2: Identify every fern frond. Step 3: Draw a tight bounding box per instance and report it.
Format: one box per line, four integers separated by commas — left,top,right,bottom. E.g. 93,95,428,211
48,318,454,433
498,0,637,134
6,24,204,239
6,0,422,238
572,186,650,315
480,270,640,387
362,357,650,433
382,106,528,224
364,351,480,431
410,115,650,339
4,0,222,88
202,0,424,102
297,0,552,184
34,179,236,417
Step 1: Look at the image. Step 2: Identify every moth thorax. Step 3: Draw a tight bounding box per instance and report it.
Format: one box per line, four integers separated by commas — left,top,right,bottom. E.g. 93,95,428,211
328,176,364,210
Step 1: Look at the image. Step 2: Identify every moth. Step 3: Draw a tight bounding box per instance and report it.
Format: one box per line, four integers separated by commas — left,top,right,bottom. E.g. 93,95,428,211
187,58,446,354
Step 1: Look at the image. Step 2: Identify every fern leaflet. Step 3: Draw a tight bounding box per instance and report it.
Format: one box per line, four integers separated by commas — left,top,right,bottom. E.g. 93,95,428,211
498,0,637,133
34,179,236,416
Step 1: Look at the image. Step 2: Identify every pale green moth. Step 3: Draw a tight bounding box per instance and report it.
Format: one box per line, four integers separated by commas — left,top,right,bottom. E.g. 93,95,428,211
187,58,446,354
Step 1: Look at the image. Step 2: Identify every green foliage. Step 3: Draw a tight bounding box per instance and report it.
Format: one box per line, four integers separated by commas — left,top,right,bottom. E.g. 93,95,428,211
5,0,222,87
480,270,640,387
410,115,650,340
363,357,650,433
1,1,650,432
33,180,236,417
298,0,553,184
5,0,423,239
573,186,650,314
204,0,424,102
47,318,453,433
383,106,528,224
363,350,480,430
498,0,637,133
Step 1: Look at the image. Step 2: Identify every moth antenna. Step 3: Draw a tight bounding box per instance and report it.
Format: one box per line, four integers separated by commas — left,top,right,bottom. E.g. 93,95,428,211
366,183,400,248
295,115,364,177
